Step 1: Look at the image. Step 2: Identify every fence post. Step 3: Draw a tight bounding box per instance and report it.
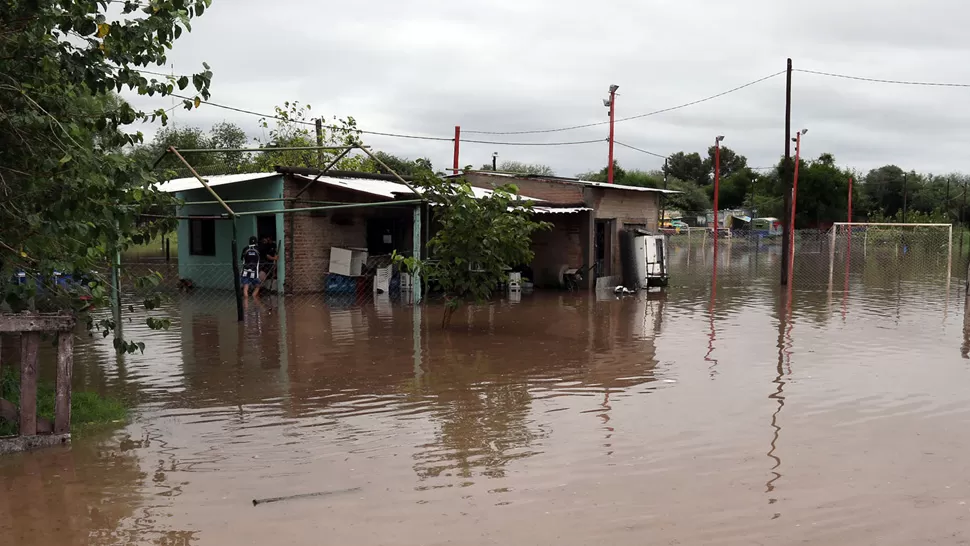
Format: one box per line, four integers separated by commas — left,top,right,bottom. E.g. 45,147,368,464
230,217,244,322
54,331,74,434
412,204,422,303
828,226,837,291
111,248,123,347
19,332,40,436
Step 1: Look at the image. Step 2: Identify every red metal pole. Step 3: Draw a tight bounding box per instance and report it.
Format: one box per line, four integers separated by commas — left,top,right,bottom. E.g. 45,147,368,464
453,125,460,175
847,176,853,224
713,139,721,238
607,88,617,184
787,133,803,284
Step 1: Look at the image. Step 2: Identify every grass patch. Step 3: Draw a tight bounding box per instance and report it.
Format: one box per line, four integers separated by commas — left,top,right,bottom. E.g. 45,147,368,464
0,367,127,437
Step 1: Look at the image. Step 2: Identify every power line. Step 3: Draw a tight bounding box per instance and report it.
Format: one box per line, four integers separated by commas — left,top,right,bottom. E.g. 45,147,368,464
613,140,667,159
463,70,785,135
169,94,454,142
795,68,970,88
463,138,604,146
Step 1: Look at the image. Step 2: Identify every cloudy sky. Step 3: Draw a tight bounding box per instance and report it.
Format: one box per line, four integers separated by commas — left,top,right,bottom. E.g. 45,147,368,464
123,0,970,178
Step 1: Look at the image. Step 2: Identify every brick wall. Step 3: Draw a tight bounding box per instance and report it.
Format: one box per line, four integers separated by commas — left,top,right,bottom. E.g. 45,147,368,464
591,188,660,281
282,175,415,293
463,173,585,205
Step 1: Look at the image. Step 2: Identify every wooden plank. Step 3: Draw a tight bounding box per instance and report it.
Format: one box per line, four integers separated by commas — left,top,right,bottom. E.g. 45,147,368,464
0,313,75,333
19,332,40,436
54,332,74,434
0,433,70,455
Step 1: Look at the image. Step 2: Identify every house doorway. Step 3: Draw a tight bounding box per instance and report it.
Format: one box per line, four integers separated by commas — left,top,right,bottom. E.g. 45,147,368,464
256,215,277,243
594,219,614,278
367,217,405,256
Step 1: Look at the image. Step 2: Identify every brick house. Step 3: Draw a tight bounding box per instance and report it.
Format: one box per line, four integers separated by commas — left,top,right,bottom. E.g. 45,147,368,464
456,171,675,288
160,168,671,293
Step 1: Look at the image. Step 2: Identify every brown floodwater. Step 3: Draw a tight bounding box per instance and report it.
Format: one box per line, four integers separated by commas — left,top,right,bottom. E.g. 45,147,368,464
3,244,970,545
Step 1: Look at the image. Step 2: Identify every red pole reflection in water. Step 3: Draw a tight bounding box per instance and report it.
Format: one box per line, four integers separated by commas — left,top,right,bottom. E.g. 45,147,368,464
706,237,719,377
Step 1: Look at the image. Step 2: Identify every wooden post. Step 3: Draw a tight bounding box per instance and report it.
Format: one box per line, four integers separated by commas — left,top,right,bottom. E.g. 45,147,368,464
19,332,40,436
54,332,74,434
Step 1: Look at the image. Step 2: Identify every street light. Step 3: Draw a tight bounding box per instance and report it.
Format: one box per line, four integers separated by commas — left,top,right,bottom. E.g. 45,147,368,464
713,135,725,238
787,128,808,285
604,84,619,183
492,151,498,171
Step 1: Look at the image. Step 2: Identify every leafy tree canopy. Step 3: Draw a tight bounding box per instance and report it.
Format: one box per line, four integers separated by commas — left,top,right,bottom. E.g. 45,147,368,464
1,0,214,350
395,172,551,328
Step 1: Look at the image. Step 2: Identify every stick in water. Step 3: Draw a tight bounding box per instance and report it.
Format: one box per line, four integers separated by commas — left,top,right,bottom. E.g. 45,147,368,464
252,487,361,506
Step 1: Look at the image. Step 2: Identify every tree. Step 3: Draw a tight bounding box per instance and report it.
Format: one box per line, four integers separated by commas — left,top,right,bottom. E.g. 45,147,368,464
1,0,213,351
210,121,249,173
576,161,661,188
395,171,551,328
665,177,711,215
664,152,709,186
252,101,364,172
493,161,555,176
364,152,433,176
705,145,748,180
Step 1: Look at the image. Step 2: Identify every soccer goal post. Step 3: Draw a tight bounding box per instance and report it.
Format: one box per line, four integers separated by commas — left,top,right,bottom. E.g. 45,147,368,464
828,222,953,286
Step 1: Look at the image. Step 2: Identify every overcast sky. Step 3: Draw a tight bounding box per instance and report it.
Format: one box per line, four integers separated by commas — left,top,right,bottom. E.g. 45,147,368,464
122,0,970,178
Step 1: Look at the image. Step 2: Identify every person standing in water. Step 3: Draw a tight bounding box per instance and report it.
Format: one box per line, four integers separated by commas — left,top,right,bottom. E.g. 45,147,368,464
240,236,261,298
254,234,278,298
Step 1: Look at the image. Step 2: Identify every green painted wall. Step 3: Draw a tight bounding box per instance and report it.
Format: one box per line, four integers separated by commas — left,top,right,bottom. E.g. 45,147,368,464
175,175,286,290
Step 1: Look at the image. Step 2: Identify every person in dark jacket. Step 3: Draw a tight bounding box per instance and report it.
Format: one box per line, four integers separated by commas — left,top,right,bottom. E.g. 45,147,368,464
240,236,261,298
254,235,278,298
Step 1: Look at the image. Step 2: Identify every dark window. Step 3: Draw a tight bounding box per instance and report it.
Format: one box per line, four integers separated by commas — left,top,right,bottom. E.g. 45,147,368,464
189,218,216,256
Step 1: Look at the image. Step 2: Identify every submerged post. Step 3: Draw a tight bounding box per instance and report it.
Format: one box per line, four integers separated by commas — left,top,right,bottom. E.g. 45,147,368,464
413,205,422,303
231,218,244,322
110,248,123,346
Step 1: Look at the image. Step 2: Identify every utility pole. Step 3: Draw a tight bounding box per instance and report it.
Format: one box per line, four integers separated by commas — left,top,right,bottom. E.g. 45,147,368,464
902,172,908,223
713,136,725,238
962,181,967,258
781,58,793,286
847,177,853,223
605,85,619,184
315,118,324,167
660,158,669,229
453,126,461,175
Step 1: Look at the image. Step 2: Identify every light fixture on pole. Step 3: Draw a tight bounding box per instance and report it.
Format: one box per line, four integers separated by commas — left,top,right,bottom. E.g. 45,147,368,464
604,84,619,184
788,128,807,285
713,135,725,238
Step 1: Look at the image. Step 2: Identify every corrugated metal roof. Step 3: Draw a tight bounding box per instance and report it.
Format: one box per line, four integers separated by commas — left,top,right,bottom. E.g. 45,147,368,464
291,174,545,201
578,180,679,194
292,174,416,199
534,206,591,214
449,171,680,194
157,172,280,193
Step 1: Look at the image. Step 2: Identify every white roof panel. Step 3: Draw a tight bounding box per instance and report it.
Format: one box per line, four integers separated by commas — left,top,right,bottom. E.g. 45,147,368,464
157,172,279,193
291,174,544,201
534,206,591,214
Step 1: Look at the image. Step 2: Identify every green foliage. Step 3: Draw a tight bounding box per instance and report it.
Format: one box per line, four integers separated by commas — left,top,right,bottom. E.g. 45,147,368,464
0,367,127,436
252,101,365,171
0,0,207,344
364,152,433,176
489,160,556,176
577,161,662,188
664,152,709,186
665,177,711,214
394,172,551,327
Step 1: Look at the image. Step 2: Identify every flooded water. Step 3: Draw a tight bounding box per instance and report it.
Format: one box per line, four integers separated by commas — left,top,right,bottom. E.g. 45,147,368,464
3,244,970,545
